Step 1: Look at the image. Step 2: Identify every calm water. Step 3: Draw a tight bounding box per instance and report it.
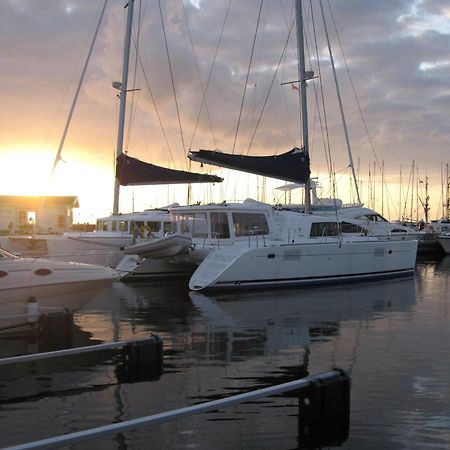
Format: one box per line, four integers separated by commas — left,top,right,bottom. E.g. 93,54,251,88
1,256,450,449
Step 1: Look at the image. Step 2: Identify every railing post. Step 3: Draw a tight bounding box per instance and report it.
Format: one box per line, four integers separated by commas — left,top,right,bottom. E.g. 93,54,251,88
38,310,74,352
119,335,163,382
297,368,350,448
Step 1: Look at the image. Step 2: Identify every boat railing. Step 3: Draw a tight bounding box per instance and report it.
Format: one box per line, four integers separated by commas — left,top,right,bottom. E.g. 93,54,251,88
247,230,267,248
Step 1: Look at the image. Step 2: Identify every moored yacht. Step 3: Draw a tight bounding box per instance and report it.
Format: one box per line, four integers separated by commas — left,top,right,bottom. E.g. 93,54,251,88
0,248,118,331
0,208,173,267
113,0,419,287
121,199,418,290
185,201,418,291
430,219,450,254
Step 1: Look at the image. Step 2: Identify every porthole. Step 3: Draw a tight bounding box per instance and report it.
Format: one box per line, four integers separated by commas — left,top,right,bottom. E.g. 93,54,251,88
35,268,52,276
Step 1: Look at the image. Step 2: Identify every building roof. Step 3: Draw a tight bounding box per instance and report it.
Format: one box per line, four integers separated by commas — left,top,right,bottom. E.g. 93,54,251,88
0,196,80,208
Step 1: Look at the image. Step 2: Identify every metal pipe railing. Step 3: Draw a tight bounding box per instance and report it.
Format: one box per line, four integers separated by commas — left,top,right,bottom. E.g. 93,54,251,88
2,369,348,450
0,338,154,366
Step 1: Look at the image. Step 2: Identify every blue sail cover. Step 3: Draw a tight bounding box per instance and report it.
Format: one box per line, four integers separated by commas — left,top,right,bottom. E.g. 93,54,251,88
116,154,223,186
188,147,310,183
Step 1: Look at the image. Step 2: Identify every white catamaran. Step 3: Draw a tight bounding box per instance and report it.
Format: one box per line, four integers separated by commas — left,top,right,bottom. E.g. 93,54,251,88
122,0,418,290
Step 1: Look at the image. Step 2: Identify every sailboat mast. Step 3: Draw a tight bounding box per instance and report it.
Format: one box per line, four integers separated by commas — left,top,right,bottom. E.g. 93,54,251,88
445,164,450,220
295,0,311,214
113,0,135,215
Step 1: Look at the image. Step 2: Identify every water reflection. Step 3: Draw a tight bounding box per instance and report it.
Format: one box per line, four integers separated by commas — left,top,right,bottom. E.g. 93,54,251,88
101,278,416,360
189,278,416,361
0,270,435,449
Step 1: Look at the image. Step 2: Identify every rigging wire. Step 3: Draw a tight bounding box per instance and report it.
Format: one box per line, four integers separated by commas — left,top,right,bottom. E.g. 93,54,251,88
157,0,188,170
42,3,104,173
308,1,336,203
245,20,295,156
125,0,143,152
231,0,265,155
132,39,177,169
189,0,233,152
182,2,218,151
325,0,396,215
49,0,108,178
240,3,269,154
319,0,361,205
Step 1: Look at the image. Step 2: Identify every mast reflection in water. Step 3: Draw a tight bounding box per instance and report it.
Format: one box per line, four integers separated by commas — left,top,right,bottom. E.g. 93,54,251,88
1,258,450,449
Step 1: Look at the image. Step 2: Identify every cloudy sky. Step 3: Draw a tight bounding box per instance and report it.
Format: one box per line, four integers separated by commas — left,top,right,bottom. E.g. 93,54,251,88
1,0,449,222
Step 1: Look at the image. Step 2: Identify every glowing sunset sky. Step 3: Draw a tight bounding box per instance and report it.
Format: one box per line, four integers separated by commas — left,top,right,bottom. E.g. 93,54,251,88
0,0,449,222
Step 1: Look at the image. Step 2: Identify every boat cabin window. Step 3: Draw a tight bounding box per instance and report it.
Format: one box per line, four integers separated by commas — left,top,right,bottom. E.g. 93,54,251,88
163,222,173,234
211,212,230,239
177,212,208,238
310,222,339,237
356,214,388,222
97,220,108,232
119,220,128,232
340,222,365,234
111,221,117,232
390,228,407,233
232,212,269,237
193,213,208,237
147,221,161,233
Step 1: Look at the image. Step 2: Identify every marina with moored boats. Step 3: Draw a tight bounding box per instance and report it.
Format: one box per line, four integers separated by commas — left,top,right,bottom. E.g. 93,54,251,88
1,0,450,449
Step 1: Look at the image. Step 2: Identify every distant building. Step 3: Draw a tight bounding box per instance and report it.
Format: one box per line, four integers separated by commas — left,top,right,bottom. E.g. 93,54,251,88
0,195,79,235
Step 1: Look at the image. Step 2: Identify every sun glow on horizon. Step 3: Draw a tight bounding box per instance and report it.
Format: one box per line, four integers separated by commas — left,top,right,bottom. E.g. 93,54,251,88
0,147,117,220
1,146,445,224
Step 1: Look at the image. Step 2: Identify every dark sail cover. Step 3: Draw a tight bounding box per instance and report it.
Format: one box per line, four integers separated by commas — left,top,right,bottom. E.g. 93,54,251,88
188,147,310,183
116,154,223,186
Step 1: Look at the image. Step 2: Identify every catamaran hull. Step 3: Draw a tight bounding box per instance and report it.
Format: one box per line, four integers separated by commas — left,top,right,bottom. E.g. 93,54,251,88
189,239,418,292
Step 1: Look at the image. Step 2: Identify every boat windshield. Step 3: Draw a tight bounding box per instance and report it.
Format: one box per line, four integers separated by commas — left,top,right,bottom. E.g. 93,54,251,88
0,248,18,259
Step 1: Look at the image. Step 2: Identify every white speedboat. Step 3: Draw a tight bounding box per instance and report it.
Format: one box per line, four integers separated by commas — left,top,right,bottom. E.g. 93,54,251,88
0,248,118,331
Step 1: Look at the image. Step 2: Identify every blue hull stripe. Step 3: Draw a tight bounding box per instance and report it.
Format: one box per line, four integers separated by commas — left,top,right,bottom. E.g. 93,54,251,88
200,268,415,292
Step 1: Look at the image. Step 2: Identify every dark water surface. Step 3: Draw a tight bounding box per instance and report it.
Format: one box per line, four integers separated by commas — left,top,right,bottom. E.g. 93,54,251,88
1,257,449,449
